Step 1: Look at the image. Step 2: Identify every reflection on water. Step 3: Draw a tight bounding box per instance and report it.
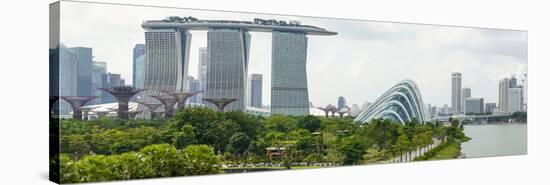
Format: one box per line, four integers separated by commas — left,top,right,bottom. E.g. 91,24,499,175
461,124,527,158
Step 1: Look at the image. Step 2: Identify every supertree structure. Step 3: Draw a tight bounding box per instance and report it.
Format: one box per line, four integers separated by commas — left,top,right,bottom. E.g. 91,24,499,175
151,96,178,118
203,98,238,112
59,96,97,120
161,90,204,110
99,86,145,119
136,101,163,119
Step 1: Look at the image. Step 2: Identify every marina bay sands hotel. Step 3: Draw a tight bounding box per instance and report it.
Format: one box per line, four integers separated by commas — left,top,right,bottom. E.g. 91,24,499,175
141,16,337,115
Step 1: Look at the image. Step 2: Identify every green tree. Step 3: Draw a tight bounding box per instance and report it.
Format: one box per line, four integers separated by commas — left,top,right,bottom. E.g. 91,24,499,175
265,115,298,133
298,115,321,132
224,111,265,140
418,128,433,153
411,134,422,158
139,144,184,177
393,134,410,162
295,136,318,154
180,145,221,175
511,111,527,122
263,131,286,146
60,134,91,159
59,154,79,183
172,125,197,149
110,127,158,154
368,119,398,150
74,154,120,182
362,147,391,164
227,132,251,156
111,152,154,180
339,136,367,165
324,148,344,165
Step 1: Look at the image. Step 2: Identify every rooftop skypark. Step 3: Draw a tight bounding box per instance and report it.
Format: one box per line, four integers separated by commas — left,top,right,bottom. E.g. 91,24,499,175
142,16,337,35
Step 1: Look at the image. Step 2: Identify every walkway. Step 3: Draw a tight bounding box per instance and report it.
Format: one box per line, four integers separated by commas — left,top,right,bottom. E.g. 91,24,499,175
388,138,443,163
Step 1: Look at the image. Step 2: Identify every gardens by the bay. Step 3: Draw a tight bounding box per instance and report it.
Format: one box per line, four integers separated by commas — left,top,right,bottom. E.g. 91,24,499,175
54,105,469,183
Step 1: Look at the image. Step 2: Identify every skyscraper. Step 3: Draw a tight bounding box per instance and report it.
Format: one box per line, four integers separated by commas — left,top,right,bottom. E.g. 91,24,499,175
197,47,208,104
485,103,497,113
465,98,484,114
508,86,524,113
430,106,437,116
337,96,346,110
132,44,145,87
141,17,336,113
91,61,106,105
204,29,251,112
56,45,78,115
461,87,471,112
70,47,93,97
249,74,263,108
509,76,517,88
271,31,309,116
451,72,462,113
443,104,449,114
188,76,201,104
499,78,510,113
140,29,192,111
134,55,146,88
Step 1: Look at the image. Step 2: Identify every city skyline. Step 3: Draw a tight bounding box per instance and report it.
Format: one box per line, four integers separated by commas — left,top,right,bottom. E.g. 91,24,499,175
59,2,527,107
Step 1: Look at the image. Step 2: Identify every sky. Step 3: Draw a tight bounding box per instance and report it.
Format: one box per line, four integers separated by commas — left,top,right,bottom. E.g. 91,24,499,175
59,1,527,108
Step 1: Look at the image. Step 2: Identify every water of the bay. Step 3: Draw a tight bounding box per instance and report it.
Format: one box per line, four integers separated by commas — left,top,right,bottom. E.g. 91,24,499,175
461,123,527,158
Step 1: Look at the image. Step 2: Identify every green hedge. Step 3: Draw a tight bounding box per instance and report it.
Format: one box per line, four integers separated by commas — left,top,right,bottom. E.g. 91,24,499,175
60,144,221,183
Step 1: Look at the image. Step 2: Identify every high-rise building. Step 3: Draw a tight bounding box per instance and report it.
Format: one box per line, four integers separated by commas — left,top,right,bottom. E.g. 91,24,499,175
249,74,263,108
188,76,201,104
465,98,484,114
134,55,146,88
508,86,524,113
204,29,251,112
140,29,192,110
197,47,208,104
271,31,309,116
443,104,449,114
430,106,437,116
499,78,510,113
132,44,145,87
141,17,336,113
461,88,471,112
337,96,346,110
69,47,93,97
91,61,107,104
56,45,78,115
509,76,517,88
485,103,497,113
451,72,462,113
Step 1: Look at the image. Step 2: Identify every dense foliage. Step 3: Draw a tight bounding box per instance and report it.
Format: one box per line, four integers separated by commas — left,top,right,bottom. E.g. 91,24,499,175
59,107,467,183
60,144,220,183
511,111,527,123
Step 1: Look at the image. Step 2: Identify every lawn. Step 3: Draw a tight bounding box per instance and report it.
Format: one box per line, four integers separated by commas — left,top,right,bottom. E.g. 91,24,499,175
428,142,461,160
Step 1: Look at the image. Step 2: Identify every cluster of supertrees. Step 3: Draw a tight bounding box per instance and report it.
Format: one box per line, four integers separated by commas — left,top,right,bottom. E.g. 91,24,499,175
316,104,352,118
48,86,238,120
